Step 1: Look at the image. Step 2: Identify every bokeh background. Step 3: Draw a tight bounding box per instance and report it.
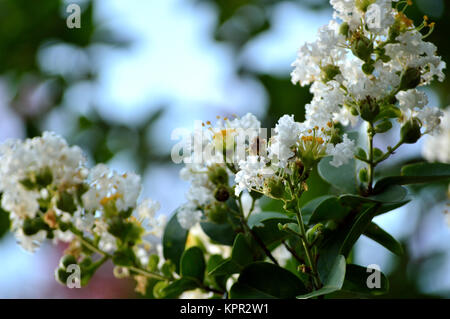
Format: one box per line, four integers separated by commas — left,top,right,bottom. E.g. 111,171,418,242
0,0,448,298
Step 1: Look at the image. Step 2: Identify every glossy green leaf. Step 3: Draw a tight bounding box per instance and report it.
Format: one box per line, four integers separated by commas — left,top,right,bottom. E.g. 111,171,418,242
342,264,389,296
209,234,253,277
301,195,335,224
180,247,205,282
230,262,307,299
247,211,293,229
340,204,379,257
162,210,188,273
374,162,450,192
363,222,403,256
318,156,358,194
308,197,351,224
200,221,237,246
161,278,198,298
297,255,346,299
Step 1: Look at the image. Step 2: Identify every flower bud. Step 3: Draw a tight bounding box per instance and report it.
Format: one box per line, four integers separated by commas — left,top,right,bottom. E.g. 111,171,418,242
362,62,375,75
339,22,350,37
400,118,422,144
400,67,421,90
60,254,78,269
306,223,324,244
214,185,230,202
206,203,228,224
55,267,70,285
359,168,368,183
351,35,373,62
207,164,229,185
321,64,341,82
359,97,380,122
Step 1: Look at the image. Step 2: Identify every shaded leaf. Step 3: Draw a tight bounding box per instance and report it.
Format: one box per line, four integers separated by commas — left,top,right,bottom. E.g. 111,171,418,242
363,222,403,256
163,210,188,273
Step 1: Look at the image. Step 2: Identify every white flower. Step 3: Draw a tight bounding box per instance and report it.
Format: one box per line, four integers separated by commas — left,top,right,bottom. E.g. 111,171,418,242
235,156,274,195
269,115,303,167
422,107,450,163
330,0,362,31
15,229,47,253
366,1,395,34
291,20,346,86
326,134,356,167
82,164,141,212
417,106,443,135
396,89,428,111
177,203,203,230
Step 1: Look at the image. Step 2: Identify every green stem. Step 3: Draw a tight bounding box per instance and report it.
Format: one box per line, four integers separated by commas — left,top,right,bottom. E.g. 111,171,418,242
237,196,279,266
373,140,403,166
367,122,375,194
294,200,321,289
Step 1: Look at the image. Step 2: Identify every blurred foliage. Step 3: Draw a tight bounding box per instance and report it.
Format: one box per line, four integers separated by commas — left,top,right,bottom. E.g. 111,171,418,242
0,0,448,297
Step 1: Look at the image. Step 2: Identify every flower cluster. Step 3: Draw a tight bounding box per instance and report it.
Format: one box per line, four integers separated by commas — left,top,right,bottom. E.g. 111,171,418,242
291,0,445,140
0,132,165,292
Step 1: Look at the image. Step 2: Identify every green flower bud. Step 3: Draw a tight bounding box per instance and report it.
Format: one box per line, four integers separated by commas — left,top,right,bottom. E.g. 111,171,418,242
400,118,422,144
375,120,393,133
55,267,70,285
362,62,375,75
207,164,229,186
250,190,263,200
329,133,343,145
60,254,78,269
359,168,369,183
400,67,421,90
36,167,53,188
57,191,77,214
321,64,341,82
351,36,373,62
388,21,401,42
359,97,380,122
350,106,359,116
339,22,350,37
306,223,324,244
214,185,230,202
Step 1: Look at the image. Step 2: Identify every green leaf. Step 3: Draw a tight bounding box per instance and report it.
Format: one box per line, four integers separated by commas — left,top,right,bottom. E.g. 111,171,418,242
180,247,205,282
209,234,253,277
247,211,293,229
230,262,307,299
318,156,358,194
301,195,335,224
340,204,379,257
363,222,403,256
161,278,198,298
339,184,408,205
163,210,188,273
200,221,236,246
308,197,351,225
297,255,346,299
341,264,389,296
374,162,450,192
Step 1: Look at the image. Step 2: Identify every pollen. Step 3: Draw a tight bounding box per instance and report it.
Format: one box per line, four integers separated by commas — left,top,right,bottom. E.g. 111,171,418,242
100,193,122,205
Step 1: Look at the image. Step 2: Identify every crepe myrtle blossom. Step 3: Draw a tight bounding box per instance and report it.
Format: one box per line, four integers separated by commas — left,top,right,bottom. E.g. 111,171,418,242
0,132,163,258
290,0,445,137
422,107,450,163
234,114,356,196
